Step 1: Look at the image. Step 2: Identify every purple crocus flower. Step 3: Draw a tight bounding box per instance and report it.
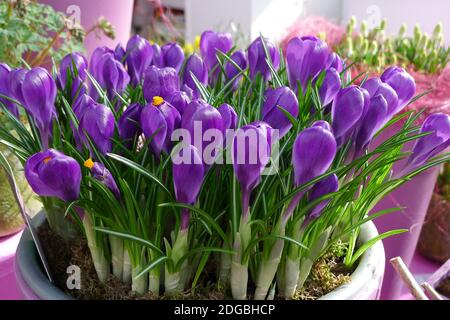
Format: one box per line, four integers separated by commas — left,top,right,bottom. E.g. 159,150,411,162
200,30,233,70
354,94,388,155
182,53,208,99
380,66,416,113
403,113,450,171
89,46,114,84
141,96,181,157
118,103,143,146
282,124,337,223
172,144,205,230
22,67,57,149
224,50,247,90
247,36,280,81
166,90,191,116
114,43,126,62
78,101,115,154
59,52,88,89
316,68,341,107
126,35,153,86
362,77,399,119
0,64,19,118
312,120,332,132
71,94,95,149
102,54,130,104
181,101,224,166
84,158,120,199
151,43,165,68
304,173,339,226
162,42,185,72
8,67,27,107
143,65,179,102
261,86,299,138
331,86,365,145
286,36,330,92
25,149,81,202
218,103,238,130
232,122,272,216
326,52,344,73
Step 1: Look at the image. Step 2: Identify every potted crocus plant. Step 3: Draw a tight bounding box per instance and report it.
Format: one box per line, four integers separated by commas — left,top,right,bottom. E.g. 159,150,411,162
1,31,449,301
336,17,450,299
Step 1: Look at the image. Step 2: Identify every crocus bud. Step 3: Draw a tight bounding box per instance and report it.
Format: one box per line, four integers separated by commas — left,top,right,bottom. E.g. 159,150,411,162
79,102,115,154
114,43,126,62
89,46,114,83
380,67,415,113
143,66,179,102
331,86,365,144
304,173,339,226
151,43,165,68
247,36,280,81
102,54,130,103
166,90,191,115
218,103,238,130
172,144,204,205
72,94,96,149
326,52,344,73
172,144,205,230
0,64,19,118
292,125,336,187
8,67,27,107
182,53,208,99
25,149,81,202
286,36,330,92
232,123,272,192
141,96,181,157
200,30,233,70
362,77,398,120
354,94,388,154
84,158,120,199
224,50,247,90
59,52,88,89
162,42,185,72
312,120,332,132
405,113,450,169
316,68,341,107
181,101,223,165
118,103,143,145
126,35,153,86
261,86,299,138
22,67,57,149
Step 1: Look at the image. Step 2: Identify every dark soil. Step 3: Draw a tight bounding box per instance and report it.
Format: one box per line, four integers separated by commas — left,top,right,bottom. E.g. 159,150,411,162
38,221,352,300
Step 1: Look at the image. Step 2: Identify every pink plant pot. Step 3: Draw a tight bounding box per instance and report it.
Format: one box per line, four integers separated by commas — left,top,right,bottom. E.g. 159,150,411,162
370,121,440,300
39,0,135,59
0,231,24,300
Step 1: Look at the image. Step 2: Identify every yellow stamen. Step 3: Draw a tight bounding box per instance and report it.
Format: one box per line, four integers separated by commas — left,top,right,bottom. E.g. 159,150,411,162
153,96,164,106
84,158,95,169
194,35,201,50
43,156,52,164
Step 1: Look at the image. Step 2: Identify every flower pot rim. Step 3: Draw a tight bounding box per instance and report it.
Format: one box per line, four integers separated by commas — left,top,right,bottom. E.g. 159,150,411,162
16,211,384,300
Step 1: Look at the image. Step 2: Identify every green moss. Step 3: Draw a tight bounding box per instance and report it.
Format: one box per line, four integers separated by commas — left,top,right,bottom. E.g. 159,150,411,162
294,241,352,300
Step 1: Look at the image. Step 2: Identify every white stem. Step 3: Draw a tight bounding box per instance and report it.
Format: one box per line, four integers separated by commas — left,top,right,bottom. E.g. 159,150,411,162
122,249,132,284
219,249,231,286
230,233,248,300
83,214,109,282
164,267,181,294
109,235,123,279
297,258,314,290
254,238,284,300
283,256,300,298
132,265,147,295
148,268,160,296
